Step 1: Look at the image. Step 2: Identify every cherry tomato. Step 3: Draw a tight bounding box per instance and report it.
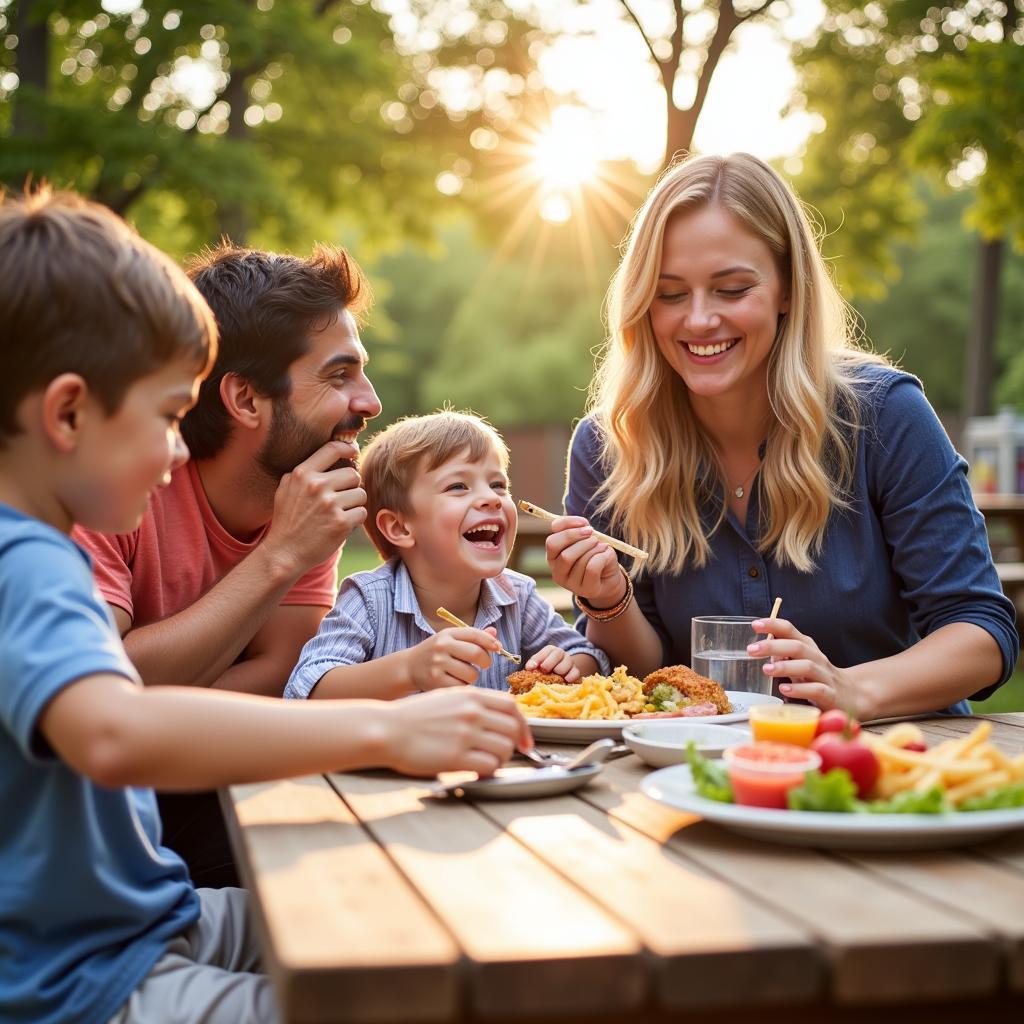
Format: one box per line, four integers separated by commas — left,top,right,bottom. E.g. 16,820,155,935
810,732,880,798
814,708,861,738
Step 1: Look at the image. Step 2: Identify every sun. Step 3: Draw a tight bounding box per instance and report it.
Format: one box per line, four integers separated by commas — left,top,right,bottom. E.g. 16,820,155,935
528,106,601,193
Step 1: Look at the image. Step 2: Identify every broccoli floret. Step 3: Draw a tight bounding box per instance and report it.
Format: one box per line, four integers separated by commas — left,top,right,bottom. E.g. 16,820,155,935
648,683,686,709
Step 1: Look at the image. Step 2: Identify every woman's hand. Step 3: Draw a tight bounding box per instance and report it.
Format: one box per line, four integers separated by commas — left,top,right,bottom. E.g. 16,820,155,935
748,616,865,718
545,515,623,606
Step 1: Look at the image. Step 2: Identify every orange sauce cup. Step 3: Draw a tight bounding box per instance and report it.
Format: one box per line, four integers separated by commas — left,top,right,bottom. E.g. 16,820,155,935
723,742,822,809
748,704,821,747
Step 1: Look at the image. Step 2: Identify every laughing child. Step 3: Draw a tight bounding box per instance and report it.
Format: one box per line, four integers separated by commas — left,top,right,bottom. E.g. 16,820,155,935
285,412,610,699
0,191,528,1024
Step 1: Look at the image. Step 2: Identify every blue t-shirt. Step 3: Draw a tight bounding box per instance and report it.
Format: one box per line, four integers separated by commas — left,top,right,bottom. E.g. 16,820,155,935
567,366,1019,708
0,506,199,1024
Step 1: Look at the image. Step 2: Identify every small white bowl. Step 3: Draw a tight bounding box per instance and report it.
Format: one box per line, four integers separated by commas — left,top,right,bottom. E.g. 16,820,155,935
622,721,750,768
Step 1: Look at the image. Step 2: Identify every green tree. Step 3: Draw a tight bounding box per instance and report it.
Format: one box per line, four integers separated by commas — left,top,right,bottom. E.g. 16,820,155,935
608,0,789,167
791,0,1023,417
364,220,615,427
856,183,1024,417
0,1,546,253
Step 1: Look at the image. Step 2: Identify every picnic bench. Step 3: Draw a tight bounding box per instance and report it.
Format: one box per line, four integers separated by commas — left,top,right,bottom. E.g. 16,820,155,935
975,494,1024,620
224,713,1024,1024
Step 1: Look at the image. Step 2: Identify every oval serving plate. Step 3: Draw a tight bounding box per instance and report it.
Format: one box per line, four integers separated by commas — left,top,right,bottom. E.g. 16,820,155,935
527,691,780,744
640,764,1024,850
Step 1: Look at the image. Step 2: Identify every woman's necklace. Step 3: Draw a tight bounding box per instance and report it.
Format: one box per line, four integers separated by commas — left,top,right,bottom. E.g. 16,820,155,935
730,462,761,500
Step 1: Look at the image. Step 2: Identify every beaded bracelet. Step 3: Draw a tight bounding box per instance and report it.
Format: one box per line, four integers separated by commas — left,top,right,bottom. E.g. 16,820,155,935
576,567,634,622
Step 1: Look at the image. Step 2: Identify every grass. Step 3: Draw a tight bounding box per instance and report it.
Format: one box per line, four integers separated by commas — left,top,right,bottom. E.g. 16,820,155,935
971,666,1024,714
338,538,383,579
337,539,1024,713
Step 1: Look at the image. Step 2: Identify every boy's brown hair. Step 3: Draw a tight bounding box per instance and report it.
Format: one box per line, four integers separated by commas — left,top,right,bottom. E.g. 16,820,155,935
0,187,217,446
360,411,509,559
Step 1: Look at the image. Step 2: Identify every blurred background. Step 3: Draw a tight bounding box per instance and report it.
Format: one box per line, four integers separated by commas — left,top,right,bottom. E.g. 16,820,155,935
3,0,1022,704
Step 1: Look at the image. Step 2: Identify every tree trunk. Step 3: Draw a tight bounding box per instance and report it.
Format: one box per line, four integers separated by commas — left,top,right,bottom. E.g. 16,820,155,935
11,0,49,142
962,235,1004,419
664,103,697,169
216,72,252,244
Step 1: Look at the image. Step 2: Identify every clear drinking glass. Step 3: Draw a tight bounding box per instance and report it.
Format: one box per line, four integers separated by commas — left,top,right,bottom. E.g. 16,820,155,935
690,615,773,695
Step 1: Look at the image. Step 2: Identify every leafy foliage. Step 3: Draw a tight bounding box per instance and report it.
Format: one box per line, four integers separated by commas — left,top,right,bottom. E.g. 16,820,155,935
0,0,546,253
791,0,1022,297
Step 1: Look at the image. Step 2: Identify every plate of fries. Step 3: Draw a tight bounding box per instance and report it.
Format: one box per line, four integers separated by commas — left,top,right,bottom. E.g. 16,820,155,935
515,667,779,743
640,720,1024,850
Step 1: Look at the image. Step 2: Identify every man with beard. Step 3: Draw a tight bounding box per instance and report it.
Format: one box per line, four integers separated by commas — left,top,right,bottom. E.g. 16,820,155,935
73,244,382,886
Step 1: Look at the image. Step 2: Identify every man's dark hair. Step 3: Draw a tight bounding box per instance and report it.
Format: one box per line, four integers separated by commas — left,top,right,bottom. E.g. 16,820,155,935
0,188,216,446
182,244,369,460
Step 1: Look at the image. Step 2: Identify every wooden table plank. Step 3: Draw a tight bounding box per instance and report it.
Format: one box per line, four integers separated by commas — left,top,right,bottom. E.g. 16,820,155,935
838,847,1024,991
222,776,459,1024
475,788,822,1009
582,756,999,1004
327,770,646,1019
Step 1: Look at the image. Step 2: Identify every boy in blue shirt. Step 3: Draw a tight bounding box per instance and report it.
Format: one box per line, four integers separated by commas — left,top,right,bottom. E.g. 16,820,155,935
285,411,609,700
0,190,529,1024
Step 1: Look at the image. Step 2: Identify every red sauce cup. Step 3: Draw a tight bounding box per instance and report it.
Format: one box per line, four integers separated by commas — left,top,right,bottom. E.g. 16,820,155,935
723,742,822,809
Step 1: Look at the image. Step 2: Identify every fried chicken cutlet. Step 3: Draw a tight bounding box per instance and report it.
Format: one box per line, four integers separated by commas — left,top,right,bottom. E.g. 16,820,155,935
641,665,732,714
506,670,565,695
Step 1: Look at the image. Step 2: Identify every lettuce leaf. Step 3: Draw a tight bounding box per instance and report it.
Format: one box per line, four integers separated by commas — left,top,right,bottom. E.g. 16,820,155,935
786,768,859,812
864,788,948,814
686,741,733,803
959,782,1024,811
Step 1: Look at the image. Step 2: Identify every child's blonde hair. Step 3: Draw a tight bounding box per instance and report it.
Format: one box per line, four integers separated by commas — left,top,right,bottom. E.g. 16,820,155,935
361,411,509,559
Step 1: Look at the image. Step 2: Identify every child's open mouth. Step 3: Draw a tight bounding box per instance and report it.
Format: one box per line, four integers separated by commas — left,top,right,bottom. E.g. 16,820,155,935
462,522,505,549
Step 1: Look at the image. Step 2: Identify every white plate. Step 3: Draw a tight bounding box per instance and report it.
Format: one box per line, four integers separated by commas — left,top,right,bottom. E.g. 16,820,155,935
640,764,1024,850
527,691,780,744
432,763,603,800
623,722,750,768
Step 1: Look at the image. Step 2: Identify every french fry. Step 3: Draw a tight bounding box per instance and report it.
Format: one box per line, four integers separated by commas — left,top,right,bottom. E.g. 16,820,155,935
881,723,924,749
513,668,643,721
946,769,1011,805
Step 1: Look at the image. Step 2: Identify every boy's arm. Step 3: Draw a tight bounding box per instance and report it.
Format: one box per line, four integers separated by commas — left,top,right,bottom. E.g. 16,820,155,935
39,673,532,787
308,652,418,700
308,628,502,700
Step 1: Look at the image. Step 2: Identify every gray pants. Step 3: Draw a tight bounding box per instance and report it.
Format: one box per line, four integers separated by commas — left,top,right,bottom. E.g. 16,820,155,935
109,888,280,1024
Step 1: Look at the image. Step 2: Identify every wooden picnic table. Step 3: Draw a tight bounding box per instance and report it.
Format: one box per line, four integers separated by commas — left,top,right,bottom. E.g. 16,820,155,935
223,713,1024,1024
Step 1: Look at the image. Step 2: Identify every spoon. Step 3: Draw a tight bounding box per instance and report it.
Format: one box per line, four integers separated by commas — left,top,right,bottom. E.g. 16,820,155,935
522,739,626,768
557,738,617,771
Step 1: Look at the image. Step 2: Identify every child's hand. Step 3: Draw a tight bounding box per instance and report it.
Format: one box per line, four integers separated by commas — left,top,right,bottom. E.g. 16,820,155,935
386,687,531,777
523,645,581,683
545,515,623,607
409,626,500,691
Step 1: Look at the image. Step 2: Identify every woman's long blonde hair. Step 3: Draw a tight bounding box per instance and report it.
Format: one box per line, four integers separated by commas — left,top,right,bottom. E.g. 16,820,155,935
590,152,886,575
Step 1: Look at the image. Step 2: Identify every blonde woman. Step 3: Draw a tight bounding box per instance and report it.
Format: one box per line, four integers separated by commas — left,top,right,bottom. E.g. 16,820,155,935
546,152,1017,720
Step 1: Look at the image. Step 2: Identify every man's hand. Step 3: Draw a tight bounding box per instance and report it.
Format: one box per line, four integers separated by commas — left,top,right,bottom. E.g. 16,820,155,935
523,645,582,683
263,440,367,578
384,687,532,777
407,626,501,691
